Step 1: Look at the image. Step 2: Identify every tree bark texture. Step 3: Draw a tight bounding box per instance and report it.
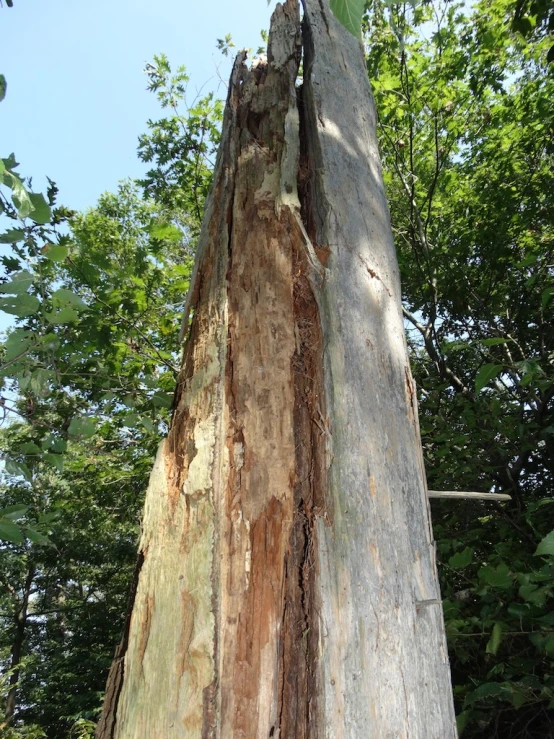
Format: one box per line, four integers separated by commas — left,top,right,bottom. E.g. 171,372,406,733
97,1,457,737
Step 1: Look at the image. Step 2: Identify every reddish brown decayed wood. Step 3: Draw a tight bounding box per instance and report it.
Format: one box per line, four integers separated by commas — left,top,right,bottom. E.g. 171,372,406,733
217,7,326,733
98,2,328,736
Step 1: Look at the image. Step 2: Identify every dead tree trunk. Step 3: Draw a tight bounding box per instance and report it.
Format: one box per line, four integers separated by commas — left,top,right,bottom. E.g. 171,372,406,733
97,1,457,736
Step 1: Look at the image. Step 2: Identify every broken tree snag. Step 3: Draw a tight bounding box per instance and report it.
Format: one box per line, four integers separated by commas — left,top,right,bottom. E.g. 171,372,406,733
301,0,457,736
99,0,457,736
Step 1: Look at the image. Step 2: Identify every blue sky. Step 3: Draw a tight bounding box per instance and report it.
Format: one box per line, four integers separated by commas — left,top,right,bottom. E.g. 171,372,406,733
1,0,277,212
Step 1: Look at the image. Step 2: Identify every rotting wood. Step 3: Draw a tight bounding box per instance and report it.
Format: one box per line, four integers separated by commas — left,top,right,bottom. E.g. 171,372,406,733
98,1,457,737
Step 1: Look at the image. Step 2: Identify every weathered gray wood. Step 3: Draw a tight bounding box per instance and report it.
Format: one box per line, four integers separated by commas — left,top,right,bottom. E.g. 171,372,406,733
429,490,511,500
301,1,457,736
98,1,457,737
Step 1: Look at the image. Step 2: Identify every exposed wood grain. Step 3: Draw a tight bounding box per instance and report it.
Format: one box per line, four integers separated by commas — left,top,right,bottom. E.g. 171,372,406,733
98,1,457,737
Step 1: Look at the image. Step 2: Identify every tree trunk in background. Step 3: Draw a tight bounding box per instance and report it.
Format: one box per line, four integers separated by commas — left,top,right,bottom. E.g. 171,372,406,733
3,561,34,727
97,1,457,736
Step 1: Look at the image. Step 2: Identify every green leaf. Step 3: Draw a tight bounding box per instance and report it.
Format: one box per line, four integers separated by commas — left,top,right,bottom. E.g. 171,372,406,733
535,530,554,556
140,417,155,433
508,686,527,709
456,711,470,736
449,547,474,569
512,16,533,36
18,442,41,455
518,583,548,606
41,434,67,453
541,286,554,309
3,329,34,361
44,453,64,473
30,368,53,397
151,391,173,409
3,170,34,218
0,293,40,317
330,0,365,36
464,682,507,706
149,222,182,242
25,528,51,545
51,288,87,311
2,154,18,170
0,74,6,102
122,412,139,428
68,416,96,440
0,270,34,294
0,517,24,544
28,193,51,224
475,363,503,393
43,244,68,262
0,228,25,243
0,504,28,521
44,306,79,324
516,254,538,268
478,563,512,589
4,458,32,481
486,622,504,655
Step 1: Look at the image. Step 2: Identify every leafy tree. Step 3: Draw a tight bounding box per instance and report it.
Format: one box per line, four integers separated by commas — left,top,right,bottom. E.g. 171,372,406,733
0,55,217,733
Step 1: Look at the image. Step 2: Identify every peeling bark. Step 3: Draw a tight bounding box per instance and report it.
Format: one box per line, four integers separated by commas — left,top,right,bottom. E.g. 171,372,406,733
98,1,456,737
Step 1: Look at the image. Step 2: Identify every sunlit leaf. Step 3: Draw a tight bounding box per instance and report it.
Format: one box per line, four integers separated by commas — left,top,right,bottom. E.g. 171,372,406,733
0,270,34,294
330,0,365,36
0,293,40,316
0,228,25,243
28,192,51,225
43,243,69,262
475,363,503,393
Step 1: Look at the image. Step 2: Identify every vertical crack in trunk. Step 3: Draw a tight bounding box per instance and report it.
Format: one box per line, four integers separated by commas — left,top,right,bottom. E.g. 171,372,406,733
276,79,326,739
